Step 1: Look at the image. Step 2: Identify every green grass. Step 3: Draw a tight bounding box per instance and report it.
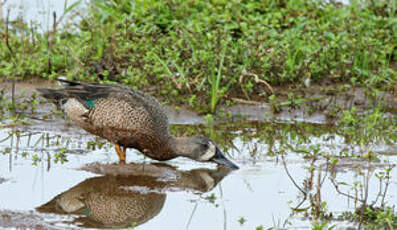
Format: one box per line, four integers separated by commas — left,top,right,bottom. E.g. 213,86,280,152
0,0,396,112
209,37,232,113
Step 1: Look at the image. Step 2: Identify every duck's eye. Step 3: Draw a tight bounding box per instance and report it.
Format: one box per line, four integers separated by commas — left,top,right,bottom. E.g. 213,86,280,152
203,143,209,148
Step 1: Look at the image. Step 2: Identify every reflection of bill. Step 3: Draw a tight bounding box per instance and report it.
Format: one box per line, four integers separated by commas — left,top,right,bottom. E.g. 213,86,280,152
36,163,231,228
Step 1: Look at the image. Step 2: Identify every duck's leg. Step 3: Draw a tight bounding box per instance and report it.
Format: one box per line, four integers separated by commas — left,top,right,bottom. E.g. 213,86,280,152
115,144,126,163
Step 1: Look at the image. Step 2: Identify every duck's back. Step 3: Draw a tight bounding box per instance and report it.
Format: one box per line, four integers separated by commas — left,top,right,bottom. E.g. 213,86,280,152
83,89,170,142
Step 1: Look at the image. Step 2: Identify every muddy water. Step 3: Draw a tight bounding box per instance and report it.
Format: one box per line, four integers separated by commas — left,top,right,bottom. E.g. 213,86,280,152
0,98,396,230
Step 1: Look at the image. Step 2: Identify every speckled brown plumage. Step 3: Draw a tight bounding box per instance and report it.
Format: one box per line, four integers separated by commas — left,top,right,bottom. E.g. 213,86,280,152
36,175,166,228
80,95,174,160
36,163,231,228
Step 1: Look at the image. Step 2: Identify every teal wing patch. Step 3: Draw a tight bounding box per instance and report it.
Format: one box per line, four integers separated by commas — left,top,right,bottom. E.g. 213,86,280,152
86,100,96,109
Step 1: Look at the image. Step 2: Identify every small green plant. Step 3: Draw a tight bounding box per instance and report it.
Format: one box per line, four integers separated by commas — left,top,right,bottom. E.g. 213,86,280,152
204,114,215,125
339,106,396,147
311,221,336,230
341,205,397,229
0,88,40,126
238,217,246,225
31,154,41,166
208,37,228,113
208,38,231,113
54,148,69,164
128,221,137,230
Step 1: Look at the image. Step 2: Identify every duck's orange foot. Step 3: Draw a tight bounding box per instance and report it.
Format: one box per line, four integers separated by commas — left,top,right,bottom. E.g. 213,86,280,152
115,144,126,164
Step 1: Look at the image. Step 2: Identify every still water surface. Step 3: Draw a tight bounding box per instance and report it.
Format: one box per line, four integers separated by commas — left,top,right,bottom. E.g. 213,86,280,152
0,110,395,229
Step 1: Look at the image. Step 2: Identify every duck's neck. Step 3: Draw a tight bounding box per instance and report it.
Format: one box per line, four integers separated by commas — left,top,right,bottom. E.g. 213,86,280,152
168,136,196,159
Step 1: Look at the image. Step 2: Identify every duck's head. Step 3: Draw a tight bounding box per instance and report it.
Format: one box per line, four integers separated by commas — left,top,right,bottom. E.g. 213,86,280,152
181,137,239,170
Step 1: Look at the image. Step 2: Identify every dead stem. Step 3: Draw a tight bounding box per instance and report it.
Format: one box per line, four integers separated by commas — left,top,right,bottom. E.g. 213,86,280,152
239,72,274,100
358,160,373,224
380,167,392,207
52,12,57,35
329,172,365,203
314,165,322,220
231,97,262,105
30,20,35,46
5,8,14,55
185,201,198,230
11,79,15,104
219,184,227,230
281,155,307,196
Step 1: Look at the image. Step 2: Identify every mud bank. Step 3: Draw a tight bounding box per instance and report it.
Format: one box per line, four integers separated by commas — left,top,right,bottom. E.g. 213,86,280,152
1,78,396,126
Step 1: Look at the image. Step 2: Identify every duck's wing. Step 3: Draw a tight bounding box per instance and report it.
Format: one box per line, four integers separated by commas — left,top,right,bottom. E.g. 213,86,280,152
37,79,117,108
38,79,171,143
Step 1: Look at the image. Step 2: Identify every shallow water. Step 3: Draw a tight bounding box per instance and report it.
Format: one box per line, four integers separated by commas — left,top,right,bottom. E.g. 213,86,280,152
2,0,82,32
0,100,396,229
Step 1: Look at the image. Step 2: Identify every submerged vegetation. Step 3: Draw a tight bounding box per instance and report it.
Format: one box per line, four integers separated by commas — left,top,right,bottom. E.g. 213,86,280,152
0,88,39,127
0,0,396,112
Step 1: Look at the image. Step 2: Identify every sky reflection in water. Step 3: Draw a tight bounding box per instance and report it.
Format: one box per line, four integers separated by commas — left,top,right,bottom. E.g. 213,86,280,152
0,118,395,229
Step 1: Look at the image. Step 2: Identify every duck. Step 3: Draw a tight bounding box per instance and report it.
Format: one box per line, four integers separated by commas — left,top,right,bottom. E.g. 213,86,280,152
37,78,239,169
36,163,231,228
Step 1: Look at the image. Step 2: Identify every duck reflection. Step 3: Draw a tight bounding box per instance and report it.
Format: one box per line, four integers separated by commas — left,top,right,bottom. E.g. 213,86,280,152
36,163,231,228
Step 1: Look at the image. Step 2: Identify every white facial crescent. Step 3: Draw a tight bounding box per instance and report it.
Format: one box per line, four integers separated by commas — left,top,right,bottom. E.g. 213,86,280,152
199,142,216,161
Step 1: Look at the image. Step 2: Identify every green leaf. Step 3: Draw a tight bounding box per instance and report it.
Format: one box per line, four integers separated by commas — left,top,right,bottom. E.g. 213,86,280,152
64,0,81,15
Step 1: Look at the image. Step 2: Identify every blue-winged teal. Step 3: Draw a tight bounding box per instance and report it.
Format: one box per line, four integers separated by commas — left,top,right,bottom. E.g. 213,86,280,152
36,163,230,228
37,79,238,169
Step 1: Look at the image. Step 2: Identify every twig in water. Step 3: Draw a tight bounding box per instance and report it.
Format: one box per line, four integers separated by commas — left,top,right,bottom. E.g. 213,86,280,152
47,152,51,171
219,183,227,230
380,167,392,207
11,80,15,105
281,155,307,196
9,131,13,172
185,201,198,230
281,154,311,210
314,165,322,220
329,173,364,203
371,173,383,207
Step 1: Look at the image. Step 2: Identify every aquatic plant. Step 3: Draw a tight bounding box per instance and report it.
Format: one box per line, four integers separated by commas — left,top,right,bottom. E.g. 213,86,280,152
0,87,39,127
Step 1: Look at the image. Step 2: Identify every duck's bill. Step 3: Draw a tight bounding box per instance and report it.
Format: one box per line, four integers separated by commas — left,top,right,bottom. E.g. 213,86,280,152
212,147,239,170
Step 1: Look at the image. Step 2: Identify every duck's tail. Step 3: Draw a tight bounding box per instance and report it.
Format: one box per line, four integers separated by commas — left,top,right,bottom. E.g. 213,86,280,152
56,76,82,87
36,88,68,105
36,77,78,106
37,77,112,109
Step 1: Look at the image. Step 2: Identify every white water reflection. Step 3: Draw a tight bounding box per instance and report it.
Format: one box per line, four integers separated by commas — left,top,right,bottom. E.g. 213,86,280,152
1,0,83,32
0,121,396,229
